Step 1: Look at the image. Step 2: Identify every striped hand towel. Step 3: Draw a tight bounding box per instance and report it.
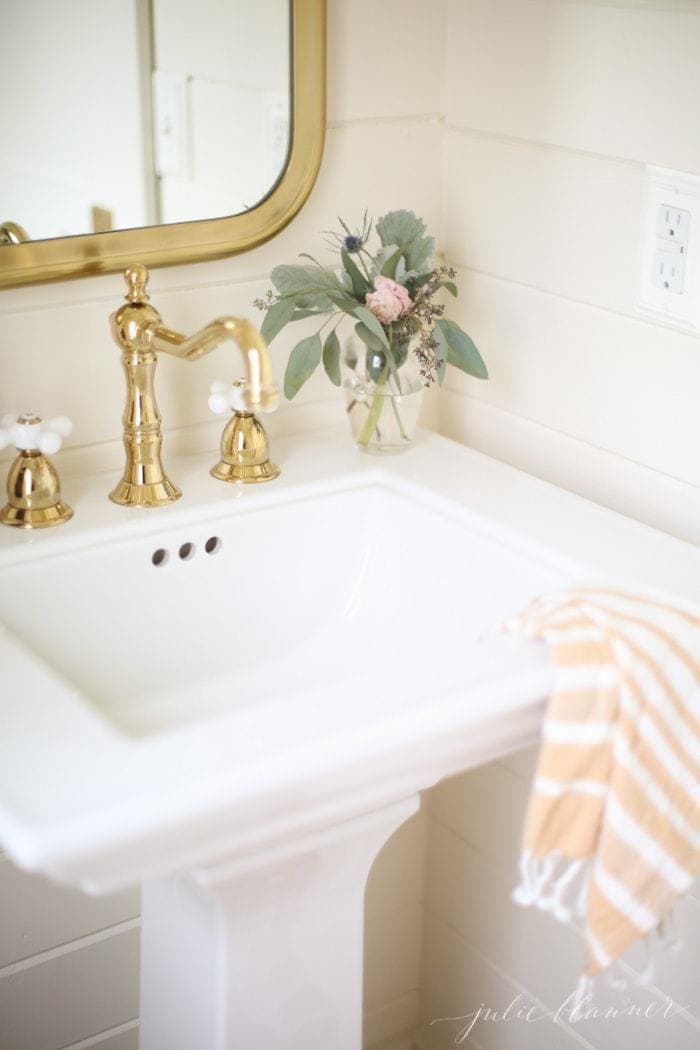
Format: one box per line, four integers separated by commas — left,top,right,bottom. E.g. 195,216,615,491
506,587,699,987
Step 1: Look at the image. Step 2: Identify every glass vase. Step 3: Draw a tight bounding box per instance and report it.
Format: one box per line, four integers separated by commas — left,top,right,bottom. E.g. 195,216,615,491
342,338,424,454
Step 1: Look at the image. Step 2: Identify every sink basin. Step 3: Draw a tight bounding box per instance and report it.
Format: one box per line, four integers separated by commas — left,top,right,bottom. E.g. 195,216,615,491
1,427,697,1050
0,478,563,738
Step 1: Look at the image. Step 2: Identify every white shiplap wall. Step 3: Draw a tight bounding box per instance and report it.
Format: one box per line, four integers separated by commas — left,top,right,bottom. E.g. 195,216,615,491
420,2,700,1048
436,0,700,545
0,2,443,1048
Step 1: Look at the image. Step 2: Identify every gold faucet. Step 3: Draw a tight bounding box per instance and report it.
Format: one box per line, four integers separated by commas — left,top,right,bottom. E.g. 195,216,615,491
109,264,279,507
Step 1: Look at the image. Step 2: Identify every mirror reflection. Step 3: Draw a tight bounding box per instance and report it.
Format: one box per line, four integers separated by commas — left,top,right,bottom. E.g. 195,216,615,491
2,0,291,241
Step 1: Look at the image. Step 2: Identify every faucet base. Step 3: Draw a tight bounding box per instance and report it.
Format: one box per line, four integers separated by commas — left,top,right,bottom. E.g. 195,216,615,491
1,450,73,529
210,412,280,485
0,500,73,529
109,477,182,508
210,459,280,484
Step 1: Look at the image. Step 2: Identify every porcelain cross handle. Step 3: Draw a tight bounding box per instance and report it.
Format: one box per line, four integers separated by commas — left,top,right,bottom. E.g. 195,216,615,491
208,380,279,416
0,413,73,455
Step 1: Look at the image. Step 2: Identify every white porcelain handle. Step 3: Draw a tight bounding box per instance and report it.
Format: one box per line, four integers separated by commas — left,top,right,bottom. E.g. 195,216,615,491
208,380,279,415
0,413,73,454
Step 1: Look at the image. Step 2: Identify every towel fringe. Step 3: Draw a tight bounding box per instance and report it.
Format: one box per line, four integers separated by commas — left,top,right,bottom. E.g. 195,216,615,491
571,974,595,1012
511,849,535,906
512,851,587,925
657,908,683,953
606,959,628,991
636,935,655,987
539,858,584,923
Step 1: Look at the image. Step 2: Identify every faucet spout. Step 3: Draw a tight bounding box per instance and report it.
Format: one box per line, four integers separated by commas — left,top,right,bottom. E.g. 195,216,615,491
147,316,277,412
108,264,279,508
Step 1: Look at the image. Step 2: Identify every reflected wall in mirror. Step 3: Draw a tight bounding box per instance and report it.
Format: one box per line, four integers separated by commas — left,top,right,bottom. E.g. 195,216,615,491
2,0,291,241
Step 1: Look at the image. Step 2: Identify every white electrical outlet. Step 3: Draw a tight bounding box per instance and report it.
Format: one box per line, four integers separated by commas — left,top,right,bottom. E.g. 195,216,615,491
651,245,685,294
637,167,700,330
655,204,691,245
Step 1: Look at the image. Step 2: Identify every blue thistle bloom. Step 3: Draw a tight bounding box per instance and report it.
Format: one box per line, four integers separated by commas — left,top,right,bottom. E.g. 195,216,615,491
324,210,373,255
343,234,363,254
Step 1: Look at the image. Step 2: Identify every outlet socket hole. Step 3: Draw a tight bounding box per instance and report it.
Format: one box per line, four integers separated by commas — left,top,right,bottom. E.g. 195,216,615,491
179,542,195,561
205,536,222,555
152,548,169,567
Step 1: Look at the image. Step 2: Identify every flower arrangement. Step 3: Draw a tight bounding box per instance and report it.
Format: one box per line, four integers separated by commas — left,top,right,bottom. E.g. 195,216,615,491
255,210,488,448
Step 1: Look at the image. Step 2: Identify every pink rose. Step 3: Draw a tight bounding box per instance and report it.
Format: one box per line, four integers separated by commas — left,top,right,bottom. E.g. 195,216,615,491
364,276,412,325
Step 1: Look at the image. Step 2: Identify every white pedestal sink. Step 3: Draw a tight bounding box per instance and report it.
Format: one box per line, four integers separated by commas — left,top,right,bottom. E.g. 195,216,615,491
0,428,697,1049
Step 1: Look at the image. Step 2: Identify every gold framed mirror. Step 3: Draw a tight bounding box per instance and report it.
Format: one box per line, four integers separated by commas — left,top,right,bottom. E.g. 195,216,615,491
0,0,325,290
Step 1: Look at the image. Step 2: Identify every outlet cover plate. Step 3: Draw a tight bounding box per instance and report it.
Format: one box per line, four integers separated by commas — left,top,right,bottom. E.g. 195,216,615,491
637,166,700,331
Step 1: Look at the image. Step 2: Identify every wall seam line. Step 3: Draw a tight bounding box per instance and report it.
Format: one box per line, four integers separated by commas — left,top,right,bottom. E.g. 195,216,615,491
444,259,700,344
438,388,700,492
444,121,644,170
0,916,140,978
58,1018,139,1050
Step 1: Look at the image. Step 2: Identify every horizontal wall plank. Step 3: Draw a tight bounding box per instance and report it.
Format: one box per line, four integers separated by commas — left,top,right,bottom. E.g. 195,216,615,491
364,989,420,1049
497,744,539,784
429,762,529,872
442,270,700,487
446,0,700,171
328,0,445,122
60,1020,138,1050
0,927,139,1050
437,388,700,546
443,129,645,319
0,857,138,968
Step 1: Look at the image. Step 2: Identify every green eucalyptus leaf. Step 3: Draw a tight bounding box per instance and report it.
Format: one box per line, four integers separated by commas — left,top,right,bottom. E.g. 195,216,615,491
283,332,323,399
353,306,389,350
435,318,488,380
354,321,385,355
271,264,338,311
344,340,359,372
322,329,341,386
260,297,296,344
392,336,409,371
341,249,370,299
440,281,458,297
380,247,404,280
327,290,363,313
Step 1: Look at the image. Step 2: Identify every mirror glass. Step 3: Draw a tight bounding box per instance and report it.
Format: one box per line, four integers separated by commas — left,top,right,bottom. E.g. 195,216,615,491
2,0,291,241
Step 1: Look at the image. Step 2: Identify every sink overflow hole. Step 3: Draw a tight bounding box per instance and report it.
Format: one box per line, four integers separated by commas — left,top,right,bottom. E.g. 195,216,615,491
152,538,219,565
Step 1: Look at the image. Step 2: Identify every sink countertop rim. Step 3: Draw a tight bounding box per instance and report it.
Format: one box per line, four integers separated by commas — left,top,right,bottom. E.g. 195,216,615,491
1,426,697,890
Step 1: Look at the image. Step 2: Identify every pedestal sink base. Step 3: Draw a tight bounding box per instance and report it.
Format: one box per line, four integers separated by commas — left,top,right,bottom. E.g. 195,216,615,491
139,796,419,1050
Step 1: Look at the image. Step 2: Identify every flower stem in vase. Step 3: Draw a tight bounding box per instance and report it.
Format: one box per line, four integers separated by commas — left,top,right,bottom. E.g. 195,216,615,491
357,367,388,447
389,380,409,442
